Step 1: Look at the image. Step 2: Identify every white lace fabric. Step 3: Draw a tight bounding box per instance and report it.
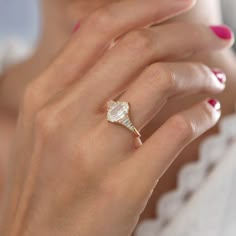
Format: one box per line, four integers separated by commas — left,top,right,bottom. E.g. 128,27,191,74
135,114,236,236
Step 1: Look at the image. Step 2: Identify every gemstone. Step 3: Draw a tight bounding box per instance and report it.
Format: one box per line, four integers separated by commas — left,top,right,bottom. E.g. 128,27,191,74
107,101,129,122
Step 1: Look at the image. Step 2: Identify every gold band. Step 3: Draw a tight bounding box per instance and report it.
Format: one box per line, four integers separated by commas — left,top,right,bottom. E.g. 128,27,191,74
117,114,141,137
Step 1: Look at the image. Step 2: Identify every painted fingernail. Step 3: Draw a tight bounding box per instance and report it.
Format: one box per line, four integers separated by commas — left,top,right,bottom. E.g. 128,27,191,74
208,99,221,111
212,68,227,84
73,22,80,33
210,25,233,40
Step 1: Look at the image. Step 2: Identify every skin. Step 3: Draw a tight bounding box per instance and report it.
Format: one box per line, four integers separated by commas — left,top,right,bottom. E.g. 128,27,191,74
0,0,235,235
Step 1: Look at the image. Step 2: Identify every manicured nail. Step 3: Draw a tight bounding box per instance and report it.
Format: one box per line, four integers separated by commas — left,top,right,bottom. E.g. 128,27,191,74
73,22,80,33
212,68,227,84
210,25,233,40
208,99,221,111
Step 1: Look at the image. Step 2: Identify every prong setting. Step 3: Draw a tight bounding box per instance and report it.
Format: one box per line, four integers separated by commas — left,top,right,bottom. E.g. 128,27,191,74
107,101,141,137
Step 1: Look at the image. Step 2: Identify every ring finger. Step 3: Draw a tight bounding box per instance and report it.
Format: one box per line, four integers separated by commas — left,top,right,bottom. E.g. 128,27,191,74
101,62,225,153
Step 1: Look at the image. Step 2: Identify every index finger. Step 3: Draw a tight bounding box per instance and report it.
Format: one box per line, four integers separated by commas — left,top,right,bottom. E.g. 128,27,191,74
37,0,196,101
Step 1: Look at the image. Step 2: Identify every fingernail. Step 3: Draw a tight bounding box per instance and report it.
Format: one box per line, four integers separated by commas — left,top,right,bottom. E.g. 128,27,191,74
210,25,233,40
212,68,227,84
208,99,221,111
73,22,80,33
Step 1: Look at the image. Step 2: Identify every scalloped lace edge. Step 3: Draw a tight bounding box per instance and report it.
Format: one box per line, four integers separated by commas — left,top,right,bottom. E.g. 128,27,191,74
135,113,236,236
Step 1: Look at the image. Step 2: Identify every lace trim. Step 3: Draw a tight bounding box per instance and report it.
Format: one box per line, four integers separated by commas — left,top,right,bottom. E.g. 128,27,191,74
135,113,236,236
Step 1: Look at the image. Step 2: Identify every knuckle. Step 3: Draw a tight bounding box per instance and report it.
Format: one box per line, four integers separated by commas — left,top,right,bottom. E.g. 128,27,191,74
197,63,213,82
168,114,195,142
87,8,113,33
195,62,211,77
34,107,60,138
122,29,154,53
146,63,175,93
189,62,215,91
20,83,40,115
196,62,209,71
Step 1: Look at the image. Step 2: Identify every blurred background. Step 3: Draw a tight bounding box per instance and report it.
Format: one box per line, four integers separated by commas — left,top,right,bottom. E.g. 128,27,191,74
0,0,235,71
0,0,40,72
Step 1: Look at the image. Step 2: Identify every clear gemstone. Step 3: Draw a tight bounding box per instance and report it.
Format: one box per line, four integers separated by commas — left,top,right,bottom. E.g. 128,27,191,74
107,100,117,109
107,101,129,122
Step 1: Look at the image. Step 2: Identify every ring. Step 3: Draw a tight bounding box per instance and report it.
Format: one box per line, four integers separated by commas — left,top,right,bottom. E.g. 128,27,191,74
107,100,141,137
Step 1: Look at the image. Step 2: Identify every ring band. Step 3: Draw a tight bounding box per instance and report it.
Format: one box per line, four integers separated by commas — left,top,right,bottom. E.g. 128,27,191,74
107,100,141,137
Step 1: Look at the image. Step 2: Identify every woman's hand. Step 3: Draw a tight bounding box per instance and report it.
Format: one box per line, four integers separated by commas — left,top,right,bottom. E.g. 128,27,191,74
0,0,233,235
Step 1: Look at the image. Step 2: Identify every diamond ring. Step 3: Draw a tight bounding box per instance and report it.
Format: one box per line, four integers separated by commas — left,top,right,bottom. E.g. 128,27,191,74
107,100,141,137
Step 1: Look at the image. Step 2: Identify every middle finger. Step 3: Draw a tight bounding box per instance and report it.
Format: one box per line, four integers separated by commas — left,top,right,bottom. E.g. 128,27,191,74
77,23,233,110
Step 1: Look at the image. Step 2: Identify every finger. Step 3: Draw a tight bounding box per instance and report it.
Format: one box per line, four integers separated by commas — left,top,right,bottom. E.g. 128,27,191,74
96,62,224,156
120,63,225,130
120,99,221,206
34,0,195,103
78,23,233,110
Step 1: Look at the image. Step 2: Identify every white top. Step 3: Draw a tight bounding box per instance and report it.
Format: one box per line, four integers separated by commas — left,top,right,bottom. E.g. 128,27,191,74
135,114,236,236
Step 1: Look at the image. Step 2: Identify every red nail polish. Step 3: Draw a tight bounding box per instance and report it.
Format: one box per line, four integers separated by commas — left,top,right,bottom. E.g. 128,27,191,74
212,68,227,84
73,22,80,33
208,99,221,110
210,25,233,40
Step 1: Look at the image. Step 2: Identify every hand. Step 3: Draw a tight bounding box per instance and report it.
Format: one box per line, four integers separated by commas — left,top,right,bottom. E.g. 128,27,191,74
0,0,231,235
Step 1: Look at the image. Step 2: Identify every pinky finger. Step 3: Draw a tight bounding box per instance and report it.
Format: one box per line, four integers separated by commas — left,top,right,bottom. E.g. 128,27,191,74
118,98,221,207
